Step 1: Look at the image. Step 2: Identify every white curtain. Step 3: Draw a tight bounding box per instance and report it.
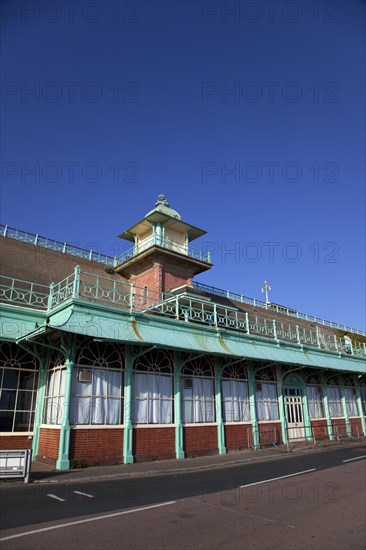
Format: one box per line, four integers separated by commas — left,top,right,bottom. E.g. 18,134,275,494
345,388,358,417
44,369,66,425
326,386,342,417
182,377,214,423
361,388,366,415
306,385,324,419
256,382,279,421
134,373,172,424
71,368,122,425
222,380,250,422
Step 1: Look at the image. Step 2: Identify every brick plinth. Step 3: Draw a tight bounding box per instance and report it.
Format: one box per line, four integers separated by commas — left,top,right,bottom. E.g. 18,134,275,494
70,429,124,466
258,422,282,447
0,435,33,450
37,428,60,463
310,419,330,439
224,424,253,450
133,427,175,462
349,417,364,436
331,418,347,435
183,425,218,457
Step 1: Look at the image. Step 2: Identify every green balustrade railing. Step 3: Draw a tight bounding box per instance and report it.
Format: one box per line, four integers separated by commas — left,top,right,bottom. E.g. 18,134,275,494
115,234,211,265
1,269,365,359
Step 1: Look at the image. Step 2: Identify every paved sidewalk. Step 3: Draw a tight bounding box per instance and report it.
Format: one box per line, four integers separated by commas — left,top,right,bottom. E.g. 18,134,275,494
27,439,365,484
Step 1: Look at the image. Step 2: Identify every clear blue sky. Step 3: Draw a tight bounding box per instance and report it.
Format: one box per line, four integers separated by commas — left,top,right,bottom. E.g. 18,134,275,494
1,0,365,330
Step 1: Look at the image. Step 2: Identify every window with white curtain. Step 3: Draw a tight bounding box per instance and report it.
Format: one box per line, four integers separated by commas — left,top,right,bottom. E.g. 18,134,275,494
344,379,358,417
360,386,366,414
0,343,38,432
255,367,279,421
306,385,324,419
44,367,66,425
133,349,173,424
326,378,342,417
222,363,250,422
71,341,124,426
182,356,215,423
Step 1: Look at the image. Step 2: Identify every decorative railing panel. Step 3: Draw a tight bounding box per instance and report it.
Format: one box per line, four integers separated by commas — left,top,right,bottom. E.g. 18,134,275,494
1,268,365,359
0,276,49,310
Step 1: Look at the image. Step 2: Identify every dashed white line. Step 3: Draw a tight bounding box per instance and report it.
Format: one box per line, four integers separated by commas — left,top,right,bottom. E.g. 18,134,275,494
73,491,94,498
239,468,316,488
342,455,366,463
0,501,177,542
46,494,66,502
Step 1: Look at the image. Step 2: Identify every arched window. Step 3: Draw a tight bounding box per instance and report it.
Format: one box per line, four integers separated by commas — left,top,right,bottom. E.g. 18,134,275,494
305,373,324,419
133,349,173,424
70,341,124,425
344,377,358,417
182,356,215,423
0,343,38,432
222,363,250,422
326,376,342,418
255,367,279,421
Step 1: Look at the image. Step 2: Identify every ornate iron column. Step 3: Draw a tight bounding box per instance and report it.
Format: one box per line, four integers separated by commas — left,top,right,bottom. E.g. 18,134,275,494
123,345,134,464
56,334,76,470
174,351,185,459
214,357,226,455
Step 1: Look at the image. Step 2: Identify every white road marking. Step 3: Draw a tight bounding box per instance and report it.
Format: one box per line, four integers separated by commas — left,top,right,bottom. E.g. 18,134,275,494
239,468,316,488
0,501,177,542
73,491,94,498
46,494,66,502
342,455,366,463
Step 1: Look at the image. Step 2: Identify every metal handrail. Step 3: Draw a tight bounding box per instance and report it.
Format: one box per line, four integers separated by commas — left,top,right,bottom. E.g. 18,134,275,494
2,224,363,335
1,269,366,359
115,234,211,265
193,281,366,337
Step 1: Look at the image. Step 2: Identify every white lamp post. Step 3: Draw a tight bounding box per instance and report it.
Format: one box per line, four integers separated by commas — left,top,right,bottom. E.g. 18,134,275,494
261,280,272,305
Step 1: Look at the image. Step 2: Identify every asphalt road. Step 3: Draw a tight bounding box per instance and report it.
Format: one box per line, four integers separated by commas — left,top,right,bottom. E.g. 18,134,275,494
1,445,365,549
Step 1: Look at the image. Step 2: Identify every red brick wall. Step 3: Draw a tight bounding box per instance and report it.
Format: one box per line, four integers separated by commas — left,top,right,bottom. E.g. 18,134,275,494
183,426,218,457
0,436,32,450
349,418,364,436
133,427,175,462
258,422,282,446
70,429,124,466
37,428,60,460
0,237,127,286
163,270,192,292
225,424,253,451
311,419,330,439
331,418,347,435
131,264,163,293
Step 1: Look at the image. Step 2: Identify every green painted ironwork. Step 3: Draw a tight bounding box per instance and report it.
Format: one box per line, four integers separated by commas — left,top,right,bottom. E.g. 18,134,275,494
115,234,211,265
193,281,366,337
56,335,76,470
0,276,49,309
1,224,364,336
123,346,134,464
1,269,365,360
214,359,226,455
248,366,260,450
174,351,185,459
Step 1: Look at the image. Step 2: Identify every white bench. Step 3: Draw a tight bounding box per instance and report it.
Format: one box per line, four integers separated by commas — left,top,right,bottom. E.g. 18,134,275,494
0,449,32,483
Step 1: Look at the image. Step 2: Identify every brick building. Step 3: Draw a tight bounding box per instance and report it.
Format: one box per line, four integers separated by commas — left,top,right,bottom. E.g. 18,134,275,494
1,195,365,468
